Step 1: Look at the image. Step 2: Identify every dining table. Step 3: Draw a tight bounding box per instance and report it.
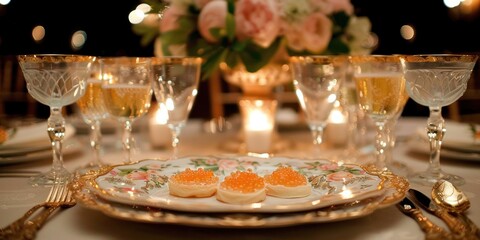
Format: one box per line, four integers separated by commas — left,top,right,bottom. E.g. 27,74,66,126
0,115,479,240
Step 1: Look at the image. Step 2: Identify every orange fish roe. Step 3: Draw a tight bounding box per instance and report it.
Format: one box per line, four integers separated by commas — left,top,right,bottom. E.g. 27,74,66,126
170,168,218,185
264,166,307,187
220,169,265,193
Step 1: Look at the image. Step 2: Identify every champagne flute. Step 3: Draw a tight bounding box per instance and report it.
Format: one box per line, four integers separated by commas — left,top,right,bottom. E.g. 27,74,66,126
17,54,95,185
400,54,478,186
75,59,109,174
289,55,347,158
350,55,407,172
151,56,202,159
100,57,153,163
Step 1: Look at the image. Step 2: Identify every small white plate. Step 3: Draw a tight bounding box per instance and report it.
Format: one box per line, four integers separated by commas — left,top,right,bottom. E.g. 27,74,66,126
88,155,387,213
0,122,76,157
0,138,82,165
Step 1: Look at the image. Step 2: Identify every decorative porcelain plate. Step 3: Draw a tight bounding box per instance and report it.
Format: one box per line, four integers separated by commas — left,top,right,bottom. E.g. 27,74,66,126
72,156,409,228
85,155,390,213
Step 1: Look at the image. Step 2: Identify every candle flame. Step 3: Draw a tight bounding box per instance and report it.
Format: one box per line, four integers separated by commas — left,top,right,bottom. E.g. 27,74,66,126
154,103,169,124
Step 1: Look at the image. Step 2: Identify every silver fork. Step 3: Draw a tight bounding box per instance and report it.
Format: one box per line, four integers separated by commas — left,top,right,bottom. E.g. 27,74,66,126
0,182,76,240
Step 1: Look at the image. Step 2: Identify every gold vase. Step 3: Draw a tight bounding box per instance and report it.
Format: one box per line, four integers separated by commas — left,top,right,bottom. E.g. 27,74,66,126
220,61,291,98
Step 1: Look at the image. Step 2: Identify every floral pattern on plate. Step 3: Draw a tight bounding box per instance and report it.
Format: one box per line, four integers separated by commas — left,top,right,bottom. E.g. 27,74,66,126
88,155,387,213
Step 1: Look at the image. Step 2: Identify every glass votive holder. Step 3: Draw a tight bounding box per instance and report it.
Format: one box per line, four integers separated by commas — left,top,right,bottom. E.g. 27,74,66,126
149,103,171,148
325,100,348,146
239,97,277,154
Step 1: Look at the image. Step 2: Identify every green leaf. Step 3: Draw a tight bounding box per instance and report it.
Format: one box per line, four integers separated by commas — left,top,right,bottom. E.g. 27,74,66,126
232,39,249,52
331,12,350,36
209,28,223,39
226,13,235,42
325,37,350,54
178,16,196,32
239,38,282,72
225,50,239,68
201,48,228,80
160,30,188,45
227,0,235,14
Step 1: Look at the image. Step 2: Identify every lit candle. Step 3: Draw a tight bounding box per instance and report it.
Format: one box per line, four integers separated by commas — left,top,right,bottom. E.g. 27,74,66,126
326,104,348,146
239,98,277,154
149,103,171,148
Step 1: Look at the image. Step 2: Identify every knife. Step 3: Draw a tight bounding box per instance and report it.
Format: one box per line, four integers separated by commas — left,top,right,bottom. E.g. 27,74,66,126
396,196,451,239
409,189,468,236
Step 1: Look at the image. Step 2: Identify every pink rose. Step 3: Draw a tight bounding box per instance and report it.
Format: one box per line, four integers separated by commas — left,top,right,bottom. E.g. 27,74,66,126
160,5,184,33
195,0,215,9
235,0,280,47
320,162,339,171
127,170,149,180
198,0,228,43
204,158,218,165
309,0,353,15
217,159,239,171
281,13,331,53
282,23,305,52
301,12,332,53
327,171,354,181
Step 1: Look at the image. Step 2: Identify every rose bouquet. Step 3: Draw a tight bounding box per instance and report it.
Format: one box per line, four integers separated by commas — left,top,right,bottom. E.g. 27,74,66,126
133,0,374,79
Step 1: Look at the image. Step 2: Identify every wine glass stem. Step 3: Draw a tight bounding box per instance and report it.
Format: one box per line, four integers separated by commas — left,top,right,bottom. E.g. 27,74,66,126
427,107,445,175
385,118,397,165
48,107,67,180
90,120,103,166
170,127,181,159
374,121,388,171
309,124,325,156
122,120,133,163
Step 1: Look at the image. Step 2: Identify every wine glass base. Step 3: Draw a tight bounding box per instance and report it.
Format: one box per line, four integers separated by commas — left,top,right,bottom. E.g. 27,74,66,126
75,163,106,176
408,170,465,187
29,168,71,187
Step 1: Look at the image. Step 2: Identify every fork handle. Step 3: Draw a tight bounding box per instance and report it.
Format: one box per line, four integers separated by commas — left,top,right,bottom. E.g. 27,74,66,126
457,213,480,240
21,205,61,240
0,203,46,238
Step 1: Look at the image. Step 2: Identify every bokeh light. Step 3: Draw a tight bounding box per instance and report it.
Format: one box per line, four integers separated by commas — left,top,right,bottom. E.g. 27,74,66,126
400,25,415,41
71,30,87,50
32,25,45,42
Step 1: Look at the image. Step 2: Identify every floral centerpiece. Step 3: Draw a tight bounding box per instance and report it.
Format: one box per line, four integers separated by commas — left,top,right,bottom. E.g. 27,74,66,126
133,0,374,79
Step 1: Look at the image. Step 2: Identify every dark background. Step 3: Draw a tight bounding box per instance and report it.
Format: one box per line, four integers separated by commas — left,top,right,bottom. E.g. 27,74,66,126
1,0,479,119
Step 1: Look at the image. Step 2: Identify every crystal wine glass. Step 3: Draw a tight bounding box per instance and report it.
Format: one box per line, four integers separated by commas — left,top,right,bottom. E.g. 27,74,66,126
151,56,202,159
290,55,347,158
17,54,95,185
75,58,109,174
100,57,153,163
400,54,478,186
350,55,407,172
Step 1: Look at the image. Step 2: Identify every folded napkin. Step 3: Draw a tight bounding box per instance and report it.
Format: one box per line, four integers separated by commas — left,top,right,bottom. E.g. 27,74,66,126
0,121,76,151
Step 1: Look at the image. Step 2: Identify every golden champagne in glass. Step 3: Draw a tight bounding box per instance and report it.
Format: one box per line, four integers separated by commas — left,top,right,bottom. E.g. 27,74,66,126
76,75,109,173
100,57,153,163
351,55,406,171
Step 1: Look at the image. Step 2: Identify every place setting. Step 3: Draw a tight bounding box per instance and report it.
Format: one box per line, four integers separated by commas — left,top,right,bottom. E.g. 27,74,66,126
70,154,409,228
0,121,79,165
408,120,480,162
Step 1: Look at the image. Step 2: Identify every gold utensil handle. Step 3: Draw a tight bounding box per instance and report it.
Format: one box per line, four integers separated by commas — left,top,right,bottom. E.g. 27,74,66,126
0,203,46,238
21,205,61,240
409,208,452,240
457,213,480,240
435,208,468,235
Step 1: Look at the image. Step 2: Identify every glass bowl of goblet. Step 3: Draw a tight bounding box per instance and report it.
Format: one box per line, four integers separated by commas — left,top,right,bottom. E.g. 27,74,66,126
17,54,96,185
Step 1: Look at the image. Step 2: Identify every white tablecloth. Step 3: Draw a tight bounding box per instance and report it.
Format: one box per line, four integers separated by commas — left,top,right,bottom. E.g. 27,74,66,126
1,117,479,240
